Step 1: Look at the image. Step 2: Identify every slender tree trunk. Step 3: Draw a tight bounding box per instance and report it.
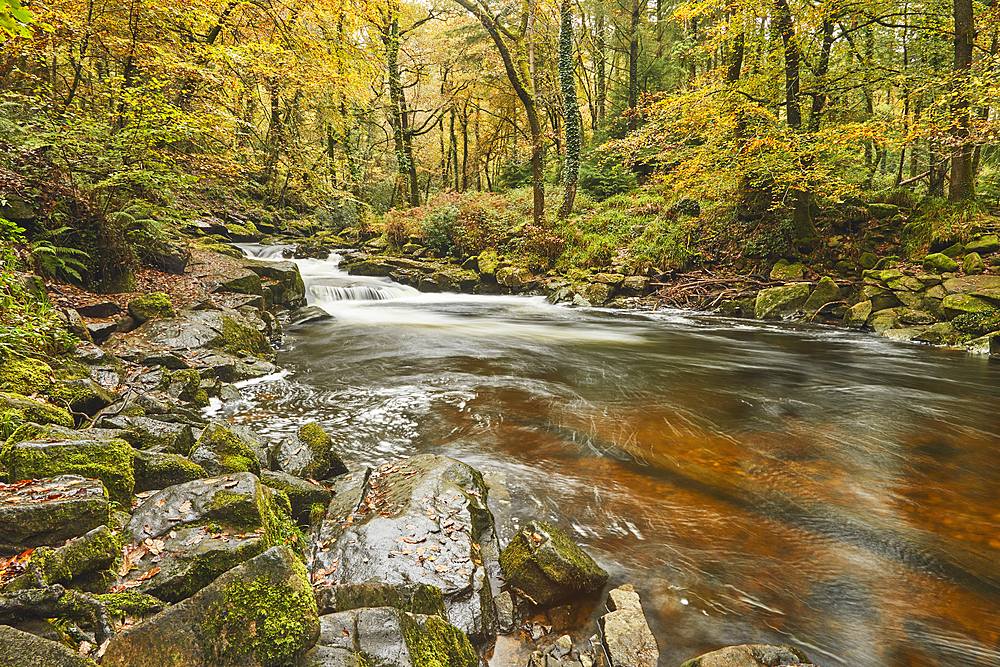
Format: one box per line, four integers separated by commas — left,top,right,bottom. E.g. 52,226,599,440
949,0,976,201
773,0,801,130
595,0,607,129
627,0,641,131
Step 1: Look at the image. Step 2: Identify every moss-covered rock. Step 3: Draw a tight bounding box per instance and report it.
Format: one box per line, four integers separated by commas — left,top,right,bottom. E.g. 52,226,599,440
870,308,902,334
858,252,878,270
0,392,73,428
965,234,1000,255
132,448,207,492
2,437,134,506
923,253,959,273
952,309,1000,337
942,293,994,319
477,250,500,276
189,421,261,477
46,378,119,417
159,369,209,408
499,520,609,607
302,607,477,667
963,252,985,275
913,322,962,345
3,525,119,592
841,300,873,329
769,260,805,281
754,284,811,320
128,292,176,324
0,356,53,395
802,276,843,314
117,416,195,455
261,470,332,524
270,422,345,481
0,476,109,552
220,269,263,296
101,545,319,667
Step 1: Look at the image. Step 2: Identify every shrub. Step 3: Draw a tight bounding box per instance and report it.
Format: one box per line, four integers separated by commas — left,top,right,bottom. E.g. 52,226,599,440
422,205,460,255
578,151,637,200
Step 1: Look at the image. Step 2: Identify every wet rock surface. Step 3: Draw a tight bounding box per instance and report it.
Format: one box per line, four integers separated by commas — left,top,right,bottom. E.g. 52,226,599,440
679,644,816,667
0,476,109,555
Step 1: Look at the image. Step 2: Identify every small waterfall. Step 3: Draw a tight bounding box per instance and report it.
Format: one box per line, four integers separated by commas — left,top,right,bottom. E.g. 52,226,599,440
309,283,415,302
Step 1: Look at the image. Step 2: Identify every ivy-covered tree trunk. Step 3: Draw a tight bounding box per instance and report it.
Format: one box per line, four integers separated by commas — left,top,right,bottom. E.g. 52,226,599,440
558,0,580,218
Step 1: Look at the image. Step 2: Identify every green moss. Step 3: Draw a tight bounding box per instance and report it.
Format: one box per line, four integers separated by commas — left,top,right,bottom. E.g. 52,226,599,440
401,613,479,667
4,438,135,505
202,557,318,666
96,591,165,618
159,369,209,408
219,315,272,359
127,292,176,323
0,356,53,394
167,537,270,601
132,450,206,492
194,422,260,474
329,583,447,618
952,308,1000,336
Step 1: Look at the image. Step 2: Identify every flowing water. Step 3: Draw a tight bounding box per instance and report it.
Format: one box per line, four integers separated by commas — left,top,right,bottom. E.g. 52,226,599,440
233,246,1000,667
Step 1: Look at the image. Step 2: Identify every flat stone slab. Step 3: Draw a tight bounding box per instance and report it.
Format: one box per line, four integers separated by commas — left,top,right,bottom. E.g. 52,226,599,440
0,476,109,555
943,275,1000,295
600,584,659,667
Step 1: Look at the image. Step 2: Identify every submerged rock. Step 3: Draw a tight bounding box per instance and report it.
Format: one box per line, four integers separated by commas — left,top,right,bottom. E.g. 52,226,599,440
102,546,319,667
499,519,608,607
679,644,815,667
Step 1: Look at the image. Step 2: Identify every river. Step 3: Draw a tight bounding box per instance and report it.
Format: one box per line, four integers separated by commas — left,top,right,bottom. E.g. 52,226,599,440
232,246,1000,667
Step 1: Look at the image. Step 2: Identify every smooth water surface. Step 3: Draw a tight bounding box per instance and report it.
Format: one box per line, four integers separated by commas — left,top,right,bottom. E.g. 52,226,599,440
232,246,1000,666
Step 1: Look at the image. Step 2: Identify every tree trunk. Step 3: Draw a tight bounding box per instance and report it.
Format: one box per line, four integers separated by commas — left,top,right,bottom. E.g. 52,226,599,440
627,0,641,132
558,0,580,218
773,0,801,130
948,0,976,201
595,0,607,129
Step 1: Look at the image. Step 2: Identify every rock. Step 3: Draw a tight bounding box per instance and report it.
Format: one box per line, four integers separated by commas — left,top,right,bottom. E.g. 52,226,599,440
309,455,500,642
189,420,262,477
3,422,126,446
116,524,270,603
754,284,811,320
867,203,899,219
61,309,93,343
270,422,346,480
898,309,937,326
620,276,650,296
301,607,477,667
496,266,533,289
679,644,815,667
943,274,1000,294
942,294,994,318
0,356,52,395
862,285,901,311
286,305,334,326
0,392,73,427
913,322,961,345
128,292,176,324
923,253,959,273
261,470,332,524
46,378,119,416
86,320,119,343
102,546,319,667
499,519,608,607
886,276,924,292
477,251,500,276
115,416,195,454
580,282,615,305
75,301,121,318
592,273,625,286
125,471,273,542
1,437,134,505
110,309,274,363
769,260,804,281
858,252,878,269
965,234,1000,255
801,277,843,314
3,525,118,592
940,242,965,258
0,625,98,667
159,368,209,407
599,584,658,667
241,258,307,310
870,308,901,334
132,449,207,491
221,269,264,295
0,476,109,555
963,252,985,275
315,582,446,617
952,309,1000,336
147,239,191,275
495,590,515,633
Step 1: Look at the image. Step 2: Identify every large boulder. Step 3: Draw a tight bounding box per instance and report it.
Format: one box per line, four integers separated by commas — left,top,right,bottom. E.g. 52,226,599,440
801,277,842,315
499,519,608,607
3,525,118,593
0,356,52,395
128,292,176,324
963,252,985,275
600,584,659,667
301,607,478,667
942,293,994,318
923,253,959,273
841,300,873,329
0,476,109,555
240,257,307,310
109,309,274,363
46,378,119,416
965,234,1000,255
754,284,811,320
114,416,195,454
125,472,273,542
679,644,815,667
270,422,346,481
0,625,97,667
314,582,447,617
189,420,262,477
102,546,319,667
1,437,134,505
309,455,500,642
